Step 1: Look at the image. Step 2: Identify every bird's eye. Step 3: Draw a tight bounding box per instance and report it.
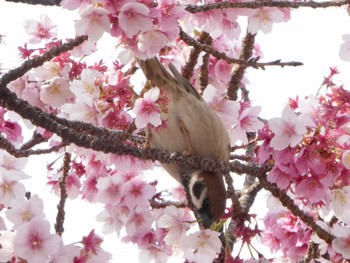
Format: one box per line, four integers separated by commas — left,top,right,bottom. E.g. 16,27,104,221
192,181,206,199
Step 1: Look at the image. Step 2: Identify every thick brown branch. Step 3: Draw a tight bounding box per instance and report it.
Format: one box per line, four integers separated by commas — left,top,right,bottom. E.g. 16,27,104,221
5,0,61,6
55,152,71,236
226,33,256,101
179,28,303,69
185,0,350,13
182,31,211,80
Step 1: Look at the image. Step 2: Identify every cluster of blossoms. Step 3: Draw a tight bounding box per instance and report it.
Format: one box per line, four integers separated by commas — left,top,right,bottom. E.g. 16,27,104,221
0,151,111,262
0,9,261,262
59,0,291,59
1,0,350,261
256,68,350,260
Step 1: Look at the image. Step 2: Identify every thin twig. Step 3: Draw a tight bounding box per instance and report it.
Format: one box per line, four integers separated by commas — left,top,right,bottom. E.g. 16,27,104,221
179,28,303,69
54,152,71,236
0,134,67,157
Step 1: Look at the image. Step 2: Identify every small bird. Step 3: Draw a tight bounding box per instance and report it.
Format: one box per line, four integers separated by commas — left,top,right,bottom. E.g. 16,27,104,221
137,57,230,228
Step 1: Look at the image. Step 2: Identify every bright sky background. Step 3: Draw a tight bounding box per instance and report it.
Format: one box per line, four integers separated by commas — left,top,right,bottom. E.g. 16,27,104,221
1,1,350,262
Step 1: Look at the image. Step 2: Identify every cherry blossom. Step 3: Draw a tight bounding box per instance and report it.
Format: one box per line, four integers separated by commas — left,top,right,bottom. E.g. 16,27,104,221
0,230,15,261
332,224,350,259
331,186,350,225
125,206,154,237
157,206,190,247
69,68,103,106
118,2,153,39
40,77,75,108
96,173,123,205
122,177,155,209
23,14,57,44
137,30,169,57
339,34,350,61
181,229,222,263
5,195,45,228
268,105,307,151
13,219,61,262
133,87,162,129
75,5,111,41
230,104,264,144
245,8,289,34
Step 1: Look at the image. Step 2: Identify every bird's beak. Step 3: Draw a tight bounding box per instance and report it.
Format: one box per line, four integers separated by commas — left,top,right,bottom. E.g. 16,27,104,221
198,210,213,228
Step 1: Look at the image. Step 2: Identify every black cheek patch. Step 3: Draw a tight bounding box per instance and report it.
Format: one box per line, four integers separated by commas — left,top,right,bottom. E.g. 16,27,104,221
192,181,206,199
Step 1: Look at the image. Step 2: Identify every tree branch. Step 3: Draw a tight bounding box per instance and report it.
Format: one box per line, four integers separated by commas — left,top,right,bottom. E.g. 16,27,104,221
257,172,335,244
226,33,256,101
0,134,67,157
54,152,71,236
185,0,350,13
0,35,87,95
179,28,303,69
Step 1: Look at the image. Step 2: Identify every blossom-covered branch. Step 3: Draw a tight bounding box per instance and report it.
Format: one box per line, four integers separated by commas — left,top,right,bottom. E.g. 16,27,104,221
179,28,303,69
0,35,87,94
185,0,350,13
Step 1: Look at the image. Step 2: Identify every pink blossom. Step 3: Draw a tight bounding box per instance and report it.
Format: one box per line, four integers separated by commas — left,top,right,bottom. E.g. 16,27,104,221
245,8,287,34
0,109,22,143
5,195,45,228
139,246,168,263
61,0,88,10
332,225,350,259
295,175,329,204
33,61,64,81
97,204,130,236
82,230,103,255
0,173,27,207
75,6,111,41
125,206,153,237
268,105,307,150
231,104,264,144
202,84,240,129
0,230,15,261
70,68,103,106
119,2,153,38
181,229,221,263
40,77,75,108
49,244,80,263
339,34,350,61
267,166,292,190
122,178,155,208
342,150,350,169
157,206,189,246
133,87,162,129
13,219,61,262
331,186,350,225
96,174,123,205
23,14,57,43
137,30,169,57
62,101,102,125
70,39,97,58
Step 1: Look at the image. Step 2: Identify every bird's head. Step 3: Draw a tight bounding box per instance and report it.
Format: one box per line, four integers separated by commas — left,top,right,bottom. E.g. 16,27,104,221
188,170,226,228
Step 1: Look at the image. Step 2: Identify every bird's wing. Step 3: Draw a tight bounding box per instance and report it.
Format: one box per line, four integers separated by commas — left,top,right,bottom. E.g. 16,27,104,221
137,58,203,101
